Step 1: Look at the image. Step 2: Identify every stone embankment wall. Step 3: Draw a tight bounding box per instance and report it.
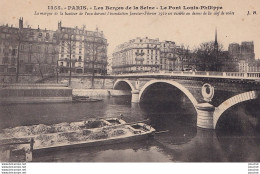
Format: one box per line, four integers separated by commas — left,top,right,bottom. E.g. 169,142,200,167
0,75,115,89
0,74,44,84
0,75,131,99
0,85,72,104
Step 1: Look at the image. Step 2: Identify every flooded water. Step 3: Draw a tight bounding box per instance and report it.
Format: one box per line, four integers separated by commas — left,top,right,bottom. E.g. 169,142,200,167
0,94,260,162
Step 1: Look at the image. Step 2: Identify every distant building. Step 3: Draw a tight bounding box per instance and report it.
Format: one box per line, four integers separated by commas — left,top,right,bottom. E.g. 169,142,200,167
238,60,249,72
228,43,240,62
249,60,260,72
239,59,260,72
240,41,255,60
229,41,255,60
228,41,256,72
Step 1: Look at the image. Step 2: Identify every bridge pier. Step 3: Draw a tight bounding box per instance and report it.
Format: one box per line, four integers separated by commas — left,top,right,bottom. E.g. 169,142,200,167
131,90,140,103
196,103,215,129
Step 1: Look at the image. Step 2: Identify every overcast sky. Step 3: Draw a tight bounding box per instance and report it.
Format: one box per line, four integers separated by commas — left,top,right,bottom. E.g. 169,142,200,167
1,0,259,58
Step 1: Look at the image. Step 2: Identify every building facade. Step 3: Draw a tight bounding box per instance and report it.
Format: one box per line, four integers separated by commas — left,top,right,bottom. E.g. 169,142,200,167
238,59,260,72
57,22,107,74
0,25,19,73
159,41,177,71
84,28,107,74
19,24,59,75
112,37,183,73
112,37,161,73
0,18,108,76
0,18,59,75
57,22,85,74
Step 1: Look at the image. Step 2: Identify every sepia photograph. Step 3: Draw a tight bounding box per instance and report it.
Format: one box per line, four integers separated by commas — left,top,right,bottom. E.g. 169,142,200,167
0,0,259,171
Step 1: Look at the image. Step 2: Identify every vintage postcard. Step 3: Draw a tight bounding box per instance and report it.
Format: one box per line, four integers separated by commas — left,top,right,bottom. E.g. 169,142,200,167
0,0,259,173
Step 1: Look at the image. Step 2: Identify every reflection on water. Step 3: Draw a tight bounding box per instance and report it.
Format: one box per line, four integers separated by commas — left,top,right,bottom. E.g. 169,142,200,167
34,140,172,162
0,96,260,162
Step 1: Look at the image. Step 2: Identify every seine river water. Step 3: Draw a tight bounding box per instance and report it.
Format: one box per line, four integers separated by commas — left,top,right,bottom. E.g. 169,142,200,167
0,95,260,162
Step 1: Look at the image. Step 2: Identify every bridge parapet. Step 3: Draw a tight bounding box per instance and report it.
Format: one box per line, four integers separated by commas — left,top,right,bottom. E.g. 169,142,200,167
113,71,260,80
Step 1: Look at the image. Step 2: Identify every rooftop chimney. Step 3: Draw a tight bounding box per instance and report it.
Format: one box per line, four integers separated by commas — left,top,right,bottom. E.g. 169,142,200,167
19,17,23,29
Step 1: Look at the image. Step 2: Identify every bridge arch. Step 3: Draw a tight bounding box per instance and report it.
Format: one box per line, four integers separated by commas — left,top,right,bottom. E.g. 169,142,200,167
139,80,198,109
113,79,135,91
213,91,259,129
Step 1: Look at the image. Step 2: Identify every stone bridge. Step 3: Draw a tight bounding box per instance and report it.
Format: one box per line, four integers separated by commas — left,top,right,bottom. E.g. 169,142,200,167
111,72,260,130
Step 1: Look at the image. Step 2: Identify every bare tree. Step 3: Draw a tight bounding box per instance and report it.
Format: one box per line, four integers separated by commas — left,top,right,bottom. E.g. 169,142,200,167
176,45,190,71
15,28,21,82
101,60,108,89
59,34,74,86
194,41,223,71
36,59,43,78
29,44,45,79
85,31,107,88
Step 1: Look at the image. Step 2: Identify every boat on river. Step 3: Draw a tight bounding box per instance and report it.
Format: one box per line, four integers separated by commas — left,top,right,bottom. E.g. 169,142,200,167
33,123,155,153
0,117,126,140
73,98,103,102
72,95,89,100
79,117,126,129
1,123,155,161
72,95,103,102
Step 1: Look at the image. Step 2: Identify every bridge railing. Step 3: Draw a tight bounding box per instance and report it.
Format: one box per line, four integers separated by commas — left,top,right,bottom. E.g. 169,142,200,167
113,71,260,80
195,71,207,76
247,72,260,78
208,72,223,76
225,72,246,77
182,71,193,75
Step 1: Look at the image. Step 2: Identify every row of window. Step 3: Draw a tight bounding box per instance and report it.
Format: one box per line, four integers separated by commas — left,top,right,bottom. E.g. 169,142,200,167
22,32,56,39
61,50,83,55
59,62,83,67
19,44,57,52
136,66,159,70
0,48,17,56
115,50,177,58
61,28,85,35
0,28,18,33
1,57,16,65
61,43,83,49
61,55,82,60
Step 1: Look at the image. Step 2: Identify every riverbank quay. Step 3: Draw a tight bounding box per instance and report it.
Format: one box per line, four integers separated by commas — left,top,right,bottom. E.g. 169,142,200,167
0,84,72,104
0,73,115,88
0,84,130,104
0,74,131,103
73,89,131,97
